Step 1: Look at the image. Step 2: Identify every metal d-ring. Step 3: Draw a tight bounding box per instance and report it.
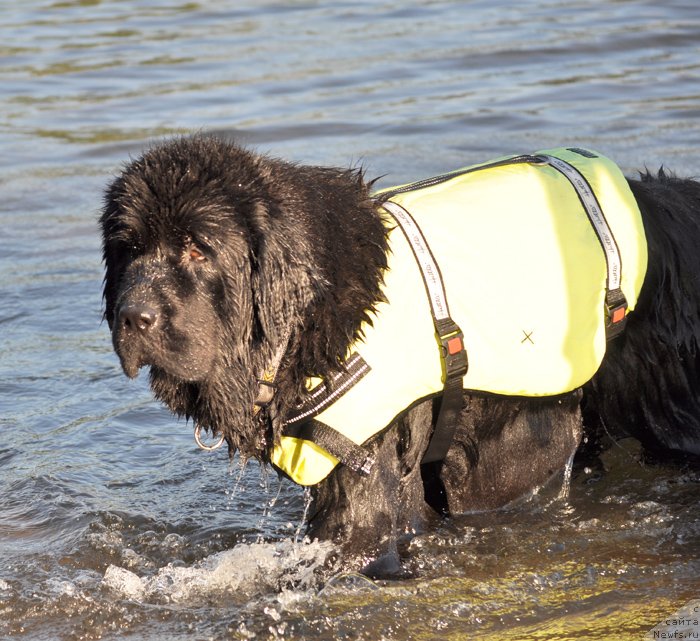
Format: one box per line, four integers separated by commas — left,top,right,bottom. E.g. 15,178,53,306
194,423,225,451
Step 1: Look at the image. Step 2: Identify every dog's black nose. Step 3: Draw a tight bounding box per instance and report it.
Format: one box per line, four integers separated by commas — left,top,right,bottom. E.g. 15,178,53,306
118,304,158,333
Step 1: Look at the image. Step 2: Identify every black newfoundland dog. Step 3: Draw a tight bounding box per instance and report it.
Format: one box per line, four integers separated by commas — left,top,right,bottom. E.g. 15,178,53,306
101,135,700,572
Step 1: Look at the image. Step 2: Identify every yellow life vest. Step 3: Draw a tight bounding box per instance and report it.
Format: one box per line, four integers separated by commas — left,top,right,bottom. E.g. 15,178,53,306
271,147,648,486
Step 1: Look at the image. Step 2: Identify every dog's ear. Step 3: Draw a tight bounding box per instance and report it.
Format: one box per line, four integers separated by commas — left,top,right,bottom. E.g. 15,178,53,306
101,256,119,330
100,186,126,331
249,201,322,346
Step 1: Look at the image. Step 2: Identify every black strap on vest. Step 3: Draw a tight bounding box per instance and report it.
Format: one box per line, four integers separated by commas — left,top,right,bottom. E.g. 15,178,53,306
421,317,468,464
539,150,629,340
381,200,468,464
280,353,375,475
286,419,376,476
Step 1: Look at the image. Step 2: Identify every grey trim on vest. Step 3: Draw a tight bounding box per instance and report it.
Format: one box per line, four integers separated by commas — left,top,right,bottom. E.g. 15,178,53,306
538,152,629,339
283,353,371,428
382,200,468,465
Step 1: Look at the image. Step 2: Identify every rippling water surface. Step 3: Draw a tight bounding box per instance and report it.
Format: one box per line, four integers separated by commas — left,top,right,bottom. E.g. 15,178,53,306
1,1,699,639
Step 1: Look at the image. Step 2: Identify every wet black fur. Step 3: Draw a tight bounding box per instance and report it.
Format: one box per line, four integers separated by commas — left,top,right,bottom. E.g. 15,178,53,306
584,172,700,456
102,136,700,570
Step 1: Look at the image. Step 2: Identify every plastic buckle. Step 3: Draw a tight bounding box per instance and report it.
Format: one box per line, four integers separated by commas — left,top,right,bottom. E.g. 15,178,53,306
605,288,628,326
606,301,628,326
439,330,468,383
605,289,628,340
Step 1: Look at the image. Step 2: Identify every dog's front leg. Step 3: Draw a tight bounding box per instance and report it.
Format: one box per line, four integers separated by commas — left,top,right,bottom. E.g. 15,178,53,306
306,401,437,576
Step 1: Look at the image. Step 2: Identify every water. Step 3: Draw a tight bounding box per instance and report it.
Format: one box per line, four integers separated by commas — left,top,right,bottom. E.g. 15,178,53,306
1,1,699,639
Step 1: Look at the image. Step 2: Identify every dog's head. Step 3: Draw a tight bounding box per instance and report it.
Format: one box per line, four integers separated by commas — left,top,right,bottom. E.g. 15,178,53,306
100,136,322,455
103,137,251,381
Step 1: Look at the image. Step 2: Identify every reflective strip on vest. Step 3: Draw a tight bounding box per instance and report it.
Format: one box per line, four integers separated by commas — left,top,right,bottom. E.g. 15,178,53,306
271,147,648,486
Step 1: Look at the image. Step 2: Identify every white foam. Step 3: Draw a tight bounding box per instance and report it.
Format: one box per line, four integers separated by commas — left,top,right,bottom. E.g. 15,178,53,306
102,538,336,604
103,565,146,601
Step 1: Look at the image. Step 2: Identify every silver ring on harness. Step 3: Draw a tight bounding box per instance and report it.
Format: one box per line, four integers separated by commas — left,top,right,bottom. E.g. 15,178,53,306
194,423,225,451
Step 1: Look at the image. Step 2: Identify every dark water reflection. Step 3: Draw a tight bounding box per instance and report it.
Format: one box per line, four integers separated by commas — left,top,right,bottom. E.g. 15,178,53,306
1,1,699,639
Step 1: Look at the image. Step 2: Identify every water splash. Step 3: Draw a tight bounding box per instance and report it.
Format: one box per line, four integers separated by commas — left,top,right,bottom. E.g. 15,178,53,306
255,472,285,543
557,452,575,502
225,455,249,510
294,487,313,544
102,538,337,605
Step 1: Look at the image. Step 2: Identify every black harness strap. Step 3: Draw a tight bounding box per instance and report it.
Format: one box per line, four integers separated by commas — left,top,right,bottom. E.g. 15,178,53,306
279,354,376,475
420,318,468,464
381,200,468,465
289,419,376,476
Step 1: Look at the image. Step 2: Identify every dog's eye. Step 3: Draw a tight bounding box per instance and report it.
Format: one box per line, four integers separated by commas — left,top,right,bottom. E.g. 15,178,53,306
187,244,206,262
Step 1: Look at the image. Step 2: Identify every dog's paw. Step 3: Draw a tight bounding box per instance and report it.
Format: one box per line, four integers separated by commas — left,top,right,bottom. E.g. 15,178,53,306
360,552,411,580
